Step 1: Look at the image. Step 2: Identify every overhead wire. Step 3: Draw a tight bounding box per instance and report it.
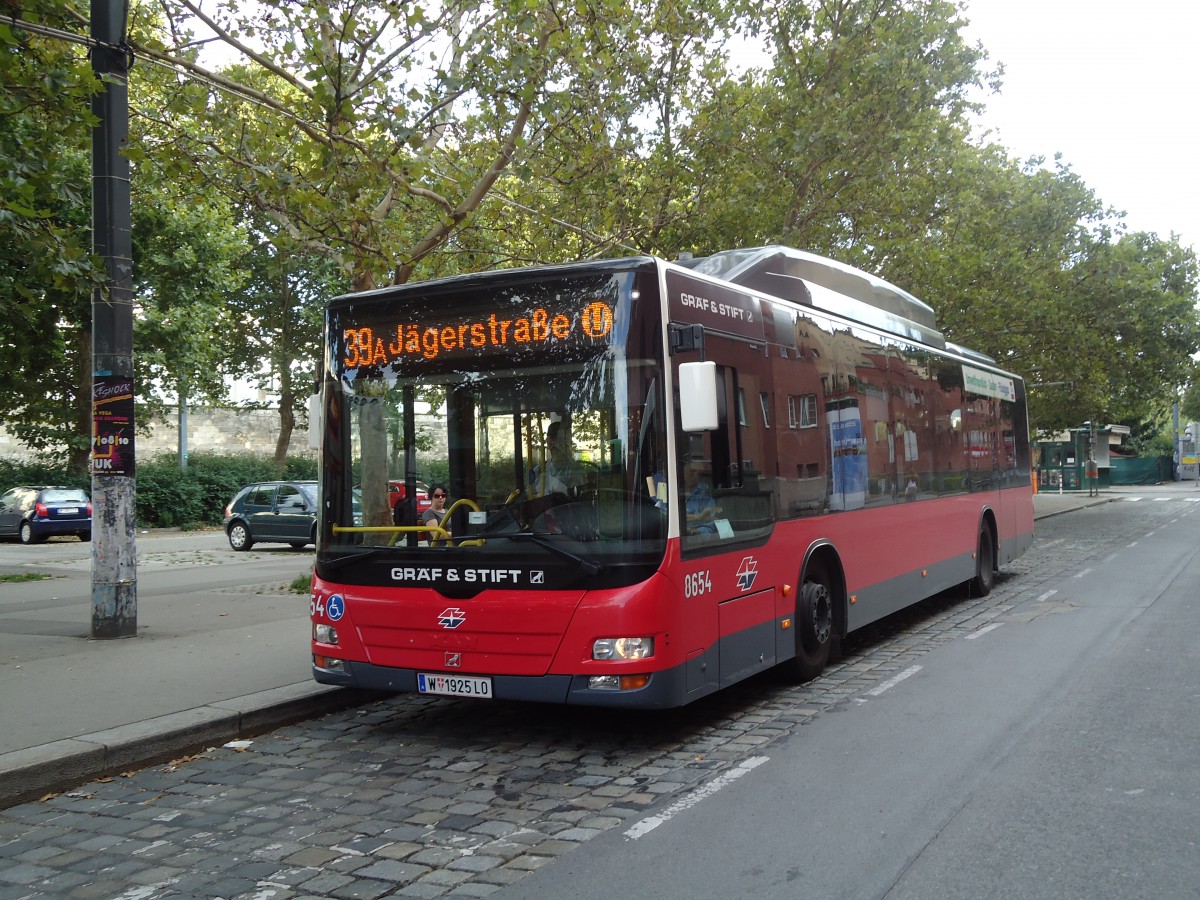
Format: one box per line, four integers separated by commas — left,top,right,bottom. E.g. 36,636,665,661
5,13,644,260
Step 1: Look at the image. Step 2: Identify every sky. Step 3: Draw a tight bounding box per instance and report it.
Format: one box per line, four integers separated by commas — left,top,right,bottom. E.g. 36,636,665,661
960,0,1199,252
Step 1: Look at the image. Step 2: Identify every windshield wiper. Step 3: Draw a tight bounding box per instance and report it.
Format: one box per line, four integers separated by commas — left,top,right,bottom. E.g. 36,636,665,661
323,546,393,571
501,532,606,576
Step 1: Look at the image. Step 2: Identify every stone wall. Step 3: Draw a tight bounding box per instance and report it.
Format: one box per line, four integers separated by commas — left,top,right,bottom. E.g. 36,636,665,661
0,406,315,462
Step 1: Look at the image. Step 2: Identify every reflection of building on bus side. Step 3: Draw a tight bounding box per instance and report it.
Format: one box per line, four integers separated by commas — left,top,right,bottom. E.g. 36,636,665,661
758,318,1016,518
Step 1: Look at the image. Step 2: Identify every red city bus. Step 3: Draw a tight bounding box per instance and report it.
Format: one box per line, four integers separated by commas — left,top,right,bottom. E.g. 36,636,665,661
310,247,1033,708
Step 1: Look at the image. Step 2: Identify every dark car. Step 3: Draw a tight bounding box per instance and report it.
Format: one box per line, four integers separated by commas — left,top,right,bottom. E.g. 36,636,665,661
0,485,92,544
223,481,319,551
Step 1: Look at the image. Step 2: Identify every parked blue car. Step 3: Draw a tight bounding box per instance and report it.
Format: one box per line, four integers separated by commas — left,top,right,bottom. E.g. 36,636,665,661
0,486,92,544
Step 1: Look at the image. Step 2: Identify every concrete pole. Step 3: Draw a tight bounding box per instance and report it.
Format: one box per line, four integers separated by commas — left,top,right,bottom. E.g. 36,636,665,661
90,0,137,638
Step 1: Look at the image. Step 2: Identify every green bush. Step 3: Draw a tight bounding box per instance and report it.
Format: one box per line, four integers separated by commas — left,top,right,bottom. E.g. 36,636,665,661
137,453,319,527
0,453,320,529
0,459,89,493
135,463,209,527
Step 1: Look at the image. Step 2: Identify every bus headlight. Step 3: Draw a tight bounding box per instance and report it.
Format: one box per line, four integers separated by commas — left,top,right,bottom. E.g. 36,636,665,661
592,637,654,660
314,624,339,645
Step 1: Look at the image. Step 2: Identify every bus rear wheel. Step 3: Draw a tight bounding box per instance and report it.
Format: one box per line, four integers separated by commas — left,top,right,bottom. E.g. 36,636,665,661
968,526,995,597
787,566,834,682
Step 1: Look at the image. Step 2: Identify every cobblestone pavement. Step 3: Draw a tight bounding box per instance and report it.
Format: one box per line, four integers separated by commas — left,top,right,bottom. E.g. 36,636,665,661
1,499,1191,900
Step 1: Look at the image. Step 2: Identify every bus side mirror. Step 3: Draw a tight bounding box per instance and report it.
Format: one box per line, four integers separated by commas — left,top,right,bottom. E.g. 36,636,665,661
307,391,322,450
678,361,719,432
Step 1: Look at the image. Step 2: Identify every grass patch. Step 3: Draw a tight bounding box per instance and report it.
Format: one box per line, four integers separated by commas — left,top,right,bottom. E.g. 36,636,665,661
0,572,52,583
289,572,312,594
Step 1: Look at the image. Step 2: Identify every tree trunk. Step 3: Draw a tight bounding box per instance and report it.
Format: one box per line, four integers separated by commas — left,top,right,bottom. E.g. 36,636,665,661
272,270,299,472
274,385,296,468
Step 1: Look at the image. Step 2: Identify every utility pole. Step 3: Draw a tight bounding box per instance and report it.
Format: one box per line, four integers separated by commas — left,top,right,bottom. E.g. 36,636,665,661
90,0,137,638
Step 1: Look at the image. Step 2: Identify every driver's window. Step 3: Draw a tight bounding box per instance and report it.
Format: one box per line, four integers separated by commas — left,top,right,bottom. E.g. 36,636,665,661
678,357,775,553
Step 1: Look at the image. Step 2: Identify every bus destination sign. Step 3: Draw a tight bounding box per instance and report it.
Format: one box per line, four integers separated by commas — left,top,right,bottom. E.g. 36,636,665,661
340,299,615,370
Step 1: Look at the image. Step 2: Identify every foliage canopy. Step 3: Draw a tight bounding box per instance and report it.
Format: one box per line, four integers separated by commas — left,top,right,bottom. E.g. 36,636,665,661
1,0,1197,463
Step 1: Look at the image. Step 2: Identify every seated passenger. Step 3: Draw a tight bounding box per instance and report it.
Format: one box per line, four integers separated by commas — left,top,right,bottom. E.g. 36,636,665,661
530,421,580,496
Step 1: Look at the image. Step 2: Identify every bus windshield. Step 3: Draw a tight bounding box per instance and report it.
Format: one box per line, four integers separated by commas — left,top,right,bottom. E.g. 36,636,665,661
318,263,669,589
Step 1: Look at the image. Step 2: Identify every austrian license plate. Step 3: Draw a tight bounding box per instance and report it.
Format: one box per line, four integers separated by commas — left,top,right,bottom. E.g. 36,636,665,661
59,508,79,515
417,673,493,698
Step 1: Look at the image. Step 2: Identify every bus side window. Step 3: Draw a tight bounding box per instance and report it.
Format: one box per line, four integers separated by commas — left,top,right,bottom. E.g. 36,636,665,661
774,310,836,518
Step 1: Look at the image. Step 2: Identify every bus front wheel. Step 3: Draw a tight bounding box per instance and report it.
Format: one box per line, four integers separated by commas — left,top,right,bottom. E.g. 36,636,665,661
787,565,834,682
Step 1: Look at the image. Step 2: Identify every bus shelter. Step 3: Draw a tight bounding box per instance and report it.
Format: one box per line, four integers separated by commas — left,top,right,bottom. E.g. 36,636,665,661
1035,424,1129,492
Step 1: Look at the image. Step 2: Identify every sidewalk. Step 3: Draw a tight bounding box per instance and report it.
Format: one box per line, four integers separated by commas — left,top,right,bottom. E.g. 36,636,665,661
1030,487,1111,518
1033,478,1200,518
1,483,1192,808
0,539,386,808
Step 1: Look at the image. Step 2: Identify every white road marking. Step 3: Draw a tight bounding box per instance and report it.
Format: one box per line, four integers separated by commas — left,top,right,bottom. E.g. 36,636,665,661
624,756,770,840
965,623,1003,640
1074,568,1093,579
865,664,923,697
1035,590,1058,603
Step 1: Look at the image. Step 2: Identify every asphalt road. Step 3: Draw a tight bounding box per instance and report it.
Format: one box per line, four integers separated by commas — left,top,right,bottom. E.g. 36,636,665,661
1,492,1198,898
504,495,1200,899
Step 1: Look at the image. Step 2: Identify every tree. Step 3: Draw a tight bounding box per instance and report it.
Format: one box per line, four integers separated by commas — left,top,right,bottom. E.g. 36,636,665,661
129,0,700,285
895,147,1200,433
131,187,251,428
122,0,745,528
225,225,347,467
2,1,253,470
1181,373,1200,425
654,0,992,257
1065,233,1200,427
5,0,1196,467
0,2,101,471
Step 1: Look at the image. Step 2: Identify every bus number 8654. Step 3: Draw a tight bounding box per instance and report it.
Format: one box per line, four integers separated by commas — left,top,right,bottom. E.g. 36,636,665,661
684,570,712,598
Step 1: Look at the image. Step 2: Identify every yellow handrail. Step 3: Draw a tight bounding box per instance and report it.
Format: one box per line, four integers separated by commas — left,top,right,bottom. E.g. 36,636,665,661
431,498,481,545
331,525,438,534
331,498,484,546
443,497,481,518
331,524,451,546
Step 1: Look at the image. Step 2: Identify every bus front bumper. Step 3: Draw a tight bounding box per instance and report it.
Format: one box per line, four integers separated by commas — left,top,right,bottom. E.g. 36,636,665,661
312,658,691,709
